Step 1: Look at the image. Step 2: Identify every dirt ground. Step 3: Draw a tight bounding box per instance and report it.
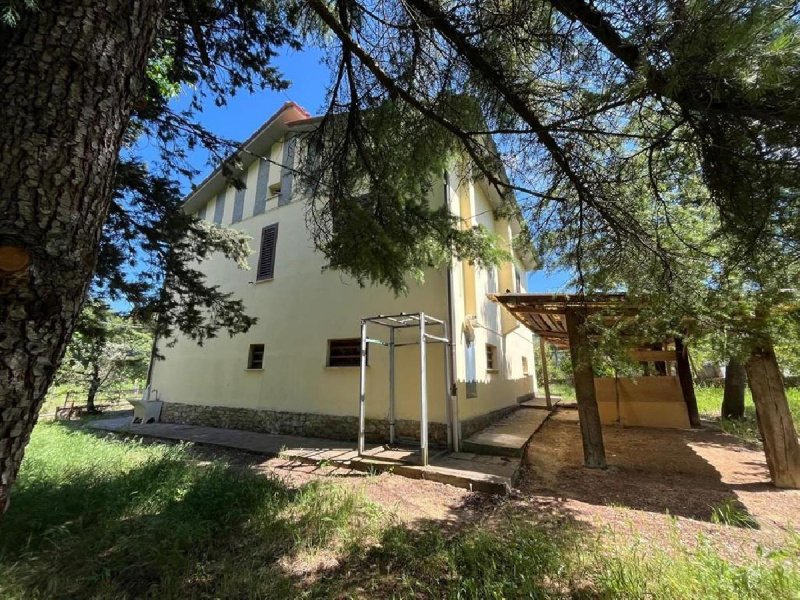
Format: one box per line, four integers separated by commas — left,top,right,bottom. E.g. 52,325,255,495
190,406,799,559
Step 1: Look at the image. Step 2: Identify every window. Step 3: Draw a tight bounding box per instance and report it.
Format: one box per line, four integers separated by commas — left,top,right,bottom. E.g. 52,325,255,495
256,223,279,281
268,181,281,199
247,344,265,370
486,344,497,372
328,338,364,367
522,356,530,376
514,267,522,292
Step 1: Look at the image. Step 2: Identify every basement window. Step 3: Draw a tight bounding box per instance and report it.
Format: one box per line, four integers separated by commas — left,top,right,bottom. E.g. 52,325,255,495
328,338,365,367
247,344,265,370
522,356,530,376
486,344,498,372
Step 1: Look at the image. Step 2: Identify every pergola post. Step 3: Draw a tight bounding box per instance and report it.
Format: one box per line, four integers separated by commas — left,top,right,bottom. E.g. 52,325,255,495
674,336,701,428
564,307,607,469
539,336,552,409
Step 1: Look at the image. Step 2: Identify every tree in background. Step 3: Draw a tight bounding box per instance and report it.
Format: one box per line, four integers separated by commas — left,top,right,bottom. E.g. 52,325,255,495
56,302,151,413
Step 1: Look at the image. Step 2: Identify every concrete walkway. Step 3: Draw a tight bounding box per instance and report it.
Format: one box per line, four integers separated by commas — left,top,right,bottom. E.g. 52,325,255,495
462,406,553,457
87,417,520,494
518,395,563,409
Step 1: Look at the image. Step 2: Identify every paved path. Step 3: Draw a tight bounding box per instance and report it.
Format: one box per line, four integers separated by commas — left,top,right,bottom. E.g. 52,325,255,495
87,417,519,494
462,407,553,457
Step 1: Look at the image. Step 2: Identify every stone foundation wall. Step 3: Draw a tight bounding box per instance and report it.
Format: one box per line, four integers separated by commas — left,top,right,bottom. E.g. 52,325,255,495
160,401,518,447
160,402,449,445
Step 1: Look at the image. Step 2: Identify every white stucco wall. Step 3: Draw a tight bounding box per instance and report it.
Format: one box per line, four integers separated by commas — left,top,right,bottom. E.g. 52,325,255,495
150,126,535,431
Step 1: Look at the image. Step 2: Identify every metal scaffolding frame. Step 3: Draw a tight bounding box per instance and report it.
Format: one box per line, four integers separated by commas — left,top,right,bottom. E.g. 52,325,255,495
357,312,452,466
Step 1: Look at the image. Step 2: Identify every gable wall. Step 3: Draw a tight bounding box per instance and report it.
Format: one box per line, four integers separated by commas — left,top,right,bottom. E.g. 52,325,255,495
150,133,536,437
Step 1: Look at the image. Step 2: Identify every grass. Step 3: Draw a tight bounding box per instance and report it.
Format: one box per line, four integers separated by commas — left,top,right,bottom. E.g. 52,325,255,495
311,519,800,599
695,386,800,444
545,381,576,402
2,423,799,598
0,423,386,598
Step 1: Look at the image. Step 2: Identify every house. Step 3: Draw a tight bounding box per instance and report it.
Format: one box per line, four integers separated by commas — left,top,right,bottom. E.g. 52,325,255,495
148,102,538,450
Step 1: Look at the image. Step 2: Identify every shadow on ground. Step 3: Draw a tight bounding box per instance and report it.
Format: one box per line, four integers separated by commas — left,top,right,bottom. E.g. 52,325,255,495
519,408,768,525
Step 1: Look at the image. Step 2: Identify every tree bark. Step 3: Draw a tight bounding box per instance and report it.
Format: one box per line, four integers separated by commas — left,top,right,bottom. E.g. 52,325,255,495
651,342,667,376
674,337,701,428
565,307,606,468
745,344,800,488
0,0,166,512
86,374,101,415
722,357,746,420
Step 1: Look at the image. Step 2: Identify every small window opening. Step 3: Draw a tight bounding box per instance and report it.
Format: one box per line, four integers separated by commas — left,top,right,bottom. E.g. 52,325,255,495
486,344,498,372
328,338,364,367
247,344,265,369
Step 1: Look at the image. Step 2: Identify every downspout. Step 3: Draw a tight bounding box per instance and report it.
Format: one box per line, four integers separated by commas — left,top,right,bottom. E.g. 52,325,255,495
444,170,460,451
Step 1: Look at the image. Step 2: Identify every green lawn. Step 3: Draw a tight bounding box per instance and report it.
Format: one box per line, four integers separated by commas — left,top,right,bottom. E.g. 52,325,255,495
695,386,800,444
1,423,798,598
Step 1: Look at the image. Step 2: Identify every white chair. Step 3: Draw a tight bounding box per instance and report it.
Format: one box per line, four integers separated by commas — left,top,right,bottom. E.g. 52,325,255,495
130,387,163,424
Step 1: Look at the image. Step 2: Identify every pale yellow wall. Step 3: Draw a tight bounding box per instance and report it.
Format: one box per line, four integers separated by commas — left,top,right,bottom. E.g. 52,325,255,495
446,170,536,421
151,135,536,429
151,142,450,423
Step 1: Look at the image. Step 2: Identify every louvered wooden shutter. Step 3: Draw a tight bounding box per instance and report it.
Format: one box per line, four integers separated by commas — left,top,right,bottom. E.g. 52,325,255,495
256,223,279,281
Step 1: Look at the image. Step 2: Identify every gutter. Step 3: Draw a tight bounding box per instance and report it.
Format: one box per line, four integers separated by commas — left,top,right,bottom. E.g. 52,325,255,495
444,170,461,452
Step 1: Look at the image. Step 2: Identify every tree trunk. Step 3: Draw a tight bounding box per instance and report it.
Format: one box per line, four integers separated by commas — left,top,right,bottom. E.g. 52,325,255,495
651,342,667,376
722,357,746,420
0,0,166,512
565,307,606,468
674,337,701,428
745,344,800,488
86,377,101,415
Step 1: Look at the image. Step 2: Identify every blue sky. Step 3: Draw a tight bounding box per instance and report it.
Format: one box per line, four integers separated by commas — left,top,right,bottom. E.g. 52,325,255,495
136,45,571,293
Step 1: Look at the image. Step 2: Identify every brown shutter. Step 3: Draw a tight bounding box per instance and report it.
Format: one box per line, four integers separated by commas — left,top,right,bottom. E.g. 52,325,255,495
256,223,279,281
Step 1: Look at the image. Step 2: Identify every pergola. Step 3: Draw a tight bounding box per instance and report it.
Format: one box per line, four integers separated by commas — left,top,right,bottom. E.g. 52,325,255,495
490,293,700,468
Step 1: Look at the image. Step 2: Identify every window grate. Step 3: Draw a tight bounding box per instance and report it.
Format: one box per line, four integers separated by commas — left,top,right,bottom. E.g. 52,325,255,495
328,338,364,367
248,344,265,369
486,344,497,371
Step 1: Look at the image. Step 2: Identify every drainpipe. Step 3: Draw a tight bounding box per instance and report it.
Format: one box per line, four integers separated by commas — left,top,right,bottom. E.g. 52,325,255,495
444,170,461,452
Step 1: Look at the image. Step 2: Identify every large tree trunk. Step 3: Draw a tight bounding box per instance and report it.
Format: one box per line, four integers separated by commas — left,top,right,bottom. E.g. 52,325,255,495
745,344,800,488
0,0,165,512
722,357,746,420
564,307,606,468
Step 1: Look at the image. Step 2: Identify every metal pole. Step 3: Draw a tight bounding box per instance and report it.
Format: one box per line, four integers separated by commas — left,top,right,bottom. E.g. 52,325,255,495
389,327,396,444
419,313,429,466
358,320,368,455
443,322,453,450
